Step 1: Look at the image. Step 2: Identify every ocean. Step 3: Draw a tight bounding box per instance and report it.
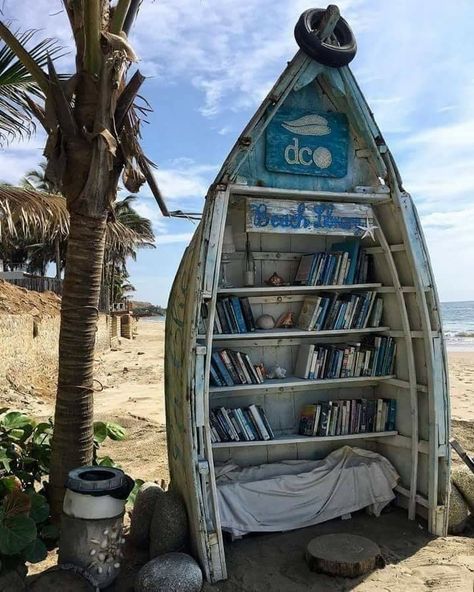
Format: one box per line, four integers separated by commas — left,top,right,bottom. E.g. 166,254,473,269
441,301,474,348
139,303,474,348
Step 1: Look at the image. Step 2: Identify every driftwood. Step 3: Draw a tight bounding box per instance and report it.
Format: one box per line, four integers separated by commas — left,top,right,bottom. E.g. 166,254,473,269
305,533,384,577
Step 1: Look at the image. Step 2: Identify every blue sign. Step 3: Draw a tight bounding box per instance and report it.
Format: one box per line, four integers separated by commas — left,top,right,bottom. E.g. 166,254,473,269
265,109,349,178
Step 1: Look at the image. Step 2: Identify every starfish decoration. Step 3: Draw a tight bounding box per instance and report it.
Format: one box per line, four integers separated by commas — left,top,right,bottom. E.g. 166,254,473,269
357,216,378,241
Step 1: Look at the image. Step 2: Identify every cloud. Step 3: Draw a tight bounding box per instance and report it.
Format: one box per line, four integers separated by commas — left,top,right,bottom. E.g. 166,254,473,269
155,232,194,245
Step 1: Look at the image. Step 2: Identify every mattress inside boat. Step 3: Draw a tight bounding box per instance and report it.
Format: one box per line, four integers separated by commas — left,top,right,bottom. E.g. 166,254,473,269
214,446,399,537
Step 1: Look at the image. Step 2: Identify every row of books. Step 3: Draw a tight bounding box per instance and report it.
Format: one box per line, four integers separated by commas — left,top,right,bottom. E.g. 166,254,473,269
293,239,372,286
214,296,255,334
295,337,396,380
210,349,264,387
298,398,397,437
210,405,275,443
297,292,383,331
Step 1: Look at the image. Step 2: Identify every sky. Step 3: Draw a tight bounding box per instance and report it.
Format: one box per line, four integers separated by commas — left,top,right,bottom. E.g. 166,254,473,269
1,0,474,305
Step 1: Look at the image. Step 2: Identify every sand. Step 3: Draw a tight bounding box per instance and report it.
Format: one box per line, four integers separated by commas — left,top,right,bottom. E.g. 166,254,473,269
2,319,473,590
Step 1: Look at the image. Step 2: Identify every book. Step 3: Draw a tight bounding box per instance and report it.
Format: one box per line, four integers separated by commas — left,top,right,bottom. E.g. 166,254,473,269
294,344,316,378
240,297,256,331
294,254,314,284
230,297,248,333
299,404,318,436
248,404,271,440
297,296,321,330
387,399,397,431
368,296,383,328
211,352,234,386
227,350,248,384
331,239,361,284
220,349,241,384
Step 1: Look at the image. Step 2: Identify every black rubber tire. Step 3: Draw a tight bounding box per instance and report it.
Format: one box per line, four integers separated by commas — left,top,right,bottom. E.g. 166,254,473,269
294,9,357,68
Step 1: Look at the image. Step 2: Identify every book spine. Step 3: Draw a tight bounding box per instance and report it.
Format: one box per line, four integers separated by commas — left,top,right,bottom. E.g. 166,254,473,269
249,404,270,440
221,299,237,333
227,350,247,384
236,408,255,440
230,297,248,333
211,352,234,386
240,297,256,331
234,351,252,384
243,409,260,440
209,364,224,387
219,350,241,384
216,301,231,333
387,399,397,431
257,406,275,439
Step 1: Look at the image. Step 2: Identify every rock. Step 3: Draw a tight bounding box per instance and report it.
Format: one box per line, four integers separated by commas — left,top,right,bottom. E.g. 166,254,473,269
149,490,188,558
452,466,474,512
134,553,202,592
129,482,164,549
0,567,26,592
28,565,99,592
448,483,470,534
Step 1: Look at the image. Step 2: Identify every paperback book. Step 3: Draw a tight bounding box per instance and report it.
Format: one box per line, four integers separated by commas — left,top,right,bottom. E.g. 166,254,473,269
210,404,275,443
210,349,264,387
298,398,397,437
294,336,396,380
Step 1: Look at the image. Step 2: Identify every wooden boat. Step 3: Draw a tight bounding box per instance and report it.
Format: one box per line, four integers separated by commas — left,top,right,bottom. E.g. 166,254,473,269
165,9,450,583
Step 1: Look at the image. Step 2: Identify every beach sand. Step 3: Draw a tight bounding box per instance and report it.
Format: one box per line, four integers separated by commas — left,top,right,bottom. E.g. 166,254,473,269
92,321,474,591
3,319,473,590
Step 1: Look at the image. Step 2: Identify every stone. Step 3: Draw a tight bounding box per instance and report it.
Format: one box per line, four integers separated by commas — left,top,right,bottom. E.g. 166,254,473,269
448,483,470,534
452,466,474,512
134,553,202,592
28,565,99,592
129,482,164,549
149,490,188,559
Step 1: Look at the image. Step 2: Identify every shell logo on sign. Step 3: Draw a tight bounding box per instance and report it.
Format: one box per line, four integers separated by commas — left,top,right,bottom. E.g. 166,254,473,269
266,108,349,178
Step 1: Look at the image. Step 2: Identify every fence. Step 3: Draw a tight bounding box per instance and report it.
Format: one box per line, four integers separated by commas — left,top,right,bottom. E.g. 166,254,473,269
3,275,111,312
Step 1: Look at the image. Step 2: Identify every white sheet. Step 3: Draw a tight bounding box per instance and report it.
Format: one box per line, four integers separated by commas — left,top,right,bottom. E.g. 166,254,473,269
215,446,399,536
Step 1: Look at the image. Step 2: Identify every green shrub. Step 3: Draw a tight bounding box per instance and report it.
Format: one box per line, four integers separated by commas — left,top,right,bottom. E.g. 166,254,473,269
0,410,127,574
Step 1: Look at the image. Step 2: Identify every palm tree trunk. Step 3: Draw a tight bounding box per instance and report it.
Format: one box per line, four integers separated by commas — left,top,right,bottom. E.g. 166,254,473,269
49,211,107,517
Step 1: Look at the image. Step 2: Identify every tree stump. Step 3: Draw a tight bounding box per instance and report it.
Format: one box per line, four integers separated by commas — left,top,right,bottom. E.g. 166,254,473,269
305,534,383,578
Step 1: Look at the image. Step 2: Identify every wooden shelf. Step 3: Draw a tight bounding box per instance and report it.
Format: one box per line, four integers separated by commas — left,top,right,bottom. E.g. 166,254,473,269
209,374,395,396
204,326,390,342
217,283,383,297
212,430,398,448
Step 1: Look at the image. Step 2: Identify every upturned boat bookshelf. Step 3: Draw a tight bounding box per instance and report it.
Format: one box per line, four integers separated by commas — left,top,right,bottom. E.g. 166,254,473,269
165,47,450,583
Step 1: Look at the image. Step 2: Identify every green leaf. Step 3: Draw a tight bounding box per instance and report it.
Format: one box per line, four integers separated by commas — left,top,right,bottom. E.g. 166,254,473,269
0,514,36,554
93,421,108,444
22,538,47,563
32,422,53,445
97,456,117,468
0,476,18,494
27,492,49,524
1,412,33,431
39,523,59,541
106,422,126,441
0,447,11,472
127,478,144,507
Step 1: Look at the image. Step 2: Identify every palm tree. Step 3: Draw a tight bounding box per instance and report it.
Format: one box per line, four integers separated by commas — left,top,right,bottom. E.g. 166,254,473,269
22,162,63,277
0,185,155,298
0,31,62,145
105,195,155,305
0,3,169,515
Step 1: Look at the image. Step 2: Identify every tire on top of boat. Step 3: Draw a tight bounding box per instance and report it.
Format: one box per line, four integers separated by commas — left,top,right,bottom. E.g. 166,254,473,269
294,8,357,67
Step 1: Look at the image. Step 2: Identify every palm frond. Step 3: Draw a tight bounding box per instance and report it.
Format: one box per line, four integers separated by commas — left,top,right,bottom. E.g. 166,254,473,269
0,186,155,266
0,30,63,145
